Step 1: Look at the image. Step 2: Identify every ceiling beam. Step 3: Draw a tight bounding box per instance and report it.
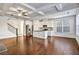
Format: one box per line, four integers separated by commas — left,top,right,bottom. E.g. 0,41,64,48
20,3,45,15
37,4,56,11
20,3,37,11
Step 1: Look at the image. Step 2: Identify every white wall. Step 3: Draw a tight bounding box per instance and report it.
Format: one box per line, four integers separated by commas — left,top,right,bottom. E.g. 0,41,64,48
76,9,79,44
33,20,40,30
0,16,16,39
76,15,79,36
8,19,23,36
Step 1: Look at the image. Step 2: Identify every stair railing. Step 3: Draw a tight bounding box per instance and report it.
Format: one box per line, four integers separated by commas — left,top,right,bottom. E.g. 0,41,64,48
7,23,18,45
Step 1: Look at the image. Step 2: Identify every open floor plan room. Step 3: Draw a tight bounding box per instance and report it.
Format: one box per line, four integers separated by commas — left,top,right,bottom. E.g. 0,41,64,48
0,3,79,55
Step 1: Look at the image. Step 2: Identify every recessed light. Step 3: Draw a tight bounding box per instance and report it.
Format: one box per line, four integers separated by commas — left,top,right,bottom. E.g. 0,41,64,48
18,13,22,16
38,11,45,15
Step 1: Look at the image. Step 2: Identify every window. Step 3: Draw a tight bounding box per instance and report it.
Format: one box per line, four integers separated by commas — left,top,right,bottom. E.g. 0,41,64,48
63,19,70,32
56,18,70,33
56,19,62,32
57,27,62,32
63,26,70,32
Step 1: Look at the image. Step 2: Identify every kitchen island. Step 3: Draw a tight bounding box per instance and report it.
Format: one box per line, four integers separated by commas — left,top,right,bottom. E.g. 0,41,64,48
33,30,54,39
33,30,54,47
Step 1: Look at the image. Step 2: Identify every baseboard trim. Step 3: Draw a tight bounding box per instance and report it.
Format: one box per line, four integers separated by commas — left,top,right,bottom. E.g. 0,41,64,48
0,35,22,40
48,36,76,39
0,35,76,40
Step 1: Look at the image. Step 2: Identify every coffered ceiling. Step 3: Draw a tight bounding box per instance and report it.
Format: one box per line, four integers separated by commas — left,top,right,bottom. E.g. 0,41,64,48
0,3,79,20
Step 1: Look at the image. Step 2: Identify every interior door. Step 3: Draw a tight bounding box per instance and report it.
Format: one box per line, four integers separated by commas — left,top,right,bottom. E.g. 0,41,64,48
25,21,33,40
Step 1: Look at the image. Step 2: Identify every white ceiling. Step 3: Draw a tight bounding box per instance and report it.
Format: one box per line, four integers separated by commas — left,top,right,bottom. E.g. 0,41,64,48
0,3,79,19
27,3,79,15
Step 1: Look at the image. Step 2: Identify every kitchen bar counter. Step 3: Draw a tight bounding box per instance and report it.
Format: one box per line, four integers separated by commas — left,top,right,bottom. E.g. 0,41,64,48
33,30,54,39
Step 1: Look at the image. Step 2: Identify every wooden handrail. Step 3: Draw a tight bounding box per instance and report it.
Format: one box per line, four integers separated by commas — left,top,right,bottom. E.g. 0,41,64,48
8,23,17,29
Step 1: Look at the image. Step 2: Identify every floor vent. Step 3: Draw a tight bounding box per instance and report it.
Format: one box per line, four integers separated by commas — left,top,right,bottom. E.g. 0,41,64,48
0,44,7,53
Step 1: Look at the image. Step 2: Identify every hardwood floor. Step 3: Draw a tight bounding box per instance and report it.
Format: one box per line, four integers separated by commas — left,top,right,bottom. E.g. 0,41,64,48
0,36,79,55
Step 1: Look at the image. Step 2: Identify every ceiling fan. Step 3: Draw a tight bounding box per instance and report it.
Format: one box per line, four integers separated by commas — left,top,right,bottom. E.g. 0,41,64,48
6,7,30,17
